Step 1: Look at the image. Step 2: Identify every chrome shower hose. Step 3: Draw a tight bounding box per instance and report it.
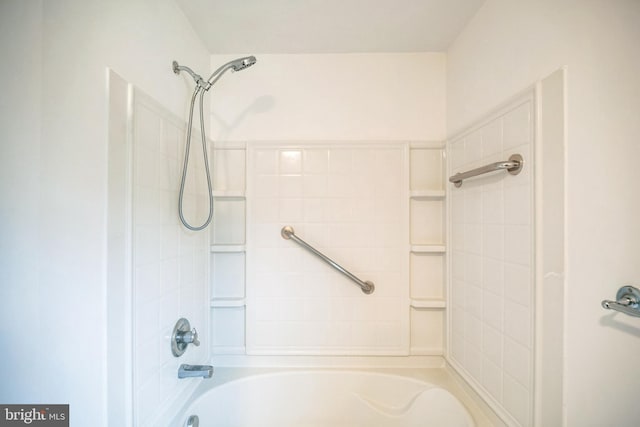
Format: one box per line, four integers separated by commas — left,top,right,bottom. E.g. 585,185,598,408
178,86,214,231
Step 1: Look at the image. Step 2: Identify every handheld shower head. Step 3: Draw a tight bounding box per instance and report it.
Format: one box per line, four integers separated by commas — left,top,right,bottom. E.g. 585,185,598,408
172,55,257,231
231,56,257,72
206,56,257,87
172,56,257,91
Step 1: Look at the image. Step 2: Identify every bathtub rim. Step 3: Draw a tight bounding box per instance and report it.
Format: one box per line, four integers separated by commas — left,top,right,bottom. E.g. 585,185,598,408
168,365,504,427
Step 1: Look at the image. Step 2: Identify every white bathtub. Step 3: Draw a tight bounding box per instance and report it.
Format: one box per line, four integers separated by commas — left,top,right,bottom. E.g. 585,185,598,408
173,369,490,427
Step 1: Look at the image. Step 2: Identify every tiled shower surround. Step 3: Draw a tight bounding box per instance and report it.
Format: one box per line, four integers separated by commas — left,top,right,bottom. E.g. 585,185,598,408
116,74,534,427
248,145,408,354
210,142,447,357
448,94,534,426
131,88,209,426
113,76,537,427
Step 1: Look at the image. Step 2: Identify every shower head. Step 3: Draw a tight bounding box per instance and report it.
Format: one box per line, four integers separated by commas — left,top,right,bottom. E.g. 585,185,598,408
206,56,257,88
173,56,257,91
230,56,257,72
173,55,256,231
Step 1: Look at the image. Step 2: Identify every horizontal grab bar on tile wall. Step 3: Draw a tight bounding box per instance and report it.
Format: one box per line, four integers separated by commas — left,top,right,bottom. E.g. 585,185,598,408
280,226,375,295
449,154,524,187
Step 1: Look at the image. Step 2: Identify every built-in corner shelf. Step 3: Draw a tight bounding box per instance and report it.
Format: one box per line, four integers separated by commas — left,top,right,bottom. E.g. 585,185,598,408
209,146,248,356
212,190,245,199
410,298,446,309
410,245,446,254
409,190,446,199
211,298,246,308
409,144,446,357
211,244,246,253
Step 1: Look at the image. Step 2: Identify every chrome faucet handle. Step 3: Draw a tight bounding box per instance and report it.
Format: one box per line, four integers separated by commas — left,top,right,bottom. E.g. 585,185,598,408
171,318,201,357
180,328,200,346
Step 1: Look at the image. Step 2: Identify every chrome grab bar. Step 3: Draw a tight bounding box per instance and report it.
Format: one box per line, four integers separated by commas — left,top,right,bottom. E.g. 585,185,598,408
280,226,375,294
602,285,640,318
449,154,523,187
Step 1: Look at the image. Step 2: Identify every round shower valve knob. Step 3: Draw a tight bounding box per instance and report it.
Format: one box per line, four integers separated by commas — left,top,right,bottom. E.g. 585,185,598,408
171,318,200,357
177,328,200,346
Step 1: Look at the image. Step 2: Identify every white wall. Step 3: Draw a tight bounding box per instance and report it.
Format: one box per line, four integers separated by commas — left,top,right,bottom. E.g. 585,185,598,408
0,1,210,425
447,1,640,425
0,0,43,402
208,53,446,141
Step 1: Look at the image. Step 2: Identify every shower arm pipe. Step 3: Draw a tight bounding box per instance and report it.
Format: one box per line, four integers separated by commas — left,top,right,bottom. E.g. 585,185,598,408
281,226,375,295
172,61,210,90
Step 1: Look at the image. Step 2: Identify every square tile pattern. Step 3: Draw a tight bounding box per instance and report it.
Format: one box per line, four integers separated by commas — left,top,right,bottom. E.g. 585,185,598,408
132,91,209,426
246,146,410,354
449,100,534,427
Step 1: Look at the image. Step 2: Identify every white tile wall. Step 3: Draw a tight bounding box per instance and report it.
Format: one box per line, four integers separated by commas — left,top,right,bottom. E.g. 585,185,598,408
448,97,534,426
131,90,209,427
246,144,409,354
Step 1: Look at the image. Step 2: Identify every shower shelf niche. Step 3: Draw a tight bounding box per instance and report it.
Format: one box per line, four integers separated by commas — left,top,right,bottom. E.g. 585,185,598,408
410,299,446,309
212,190,245,198
410,245,446,254
409,190,445,199
210,298,246,308
210,145,248,356
210,244,246,253
408,143,446,356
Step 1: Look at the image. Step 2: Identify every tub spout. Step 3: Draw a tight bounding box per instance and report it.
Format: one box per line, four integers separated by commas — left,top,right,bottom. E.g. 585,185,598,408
178,364,214,379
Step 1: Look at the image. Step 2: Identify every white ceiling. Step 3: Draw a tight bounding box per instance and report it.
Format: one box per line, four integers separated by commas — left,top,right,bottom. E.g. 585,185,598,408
175,0,485,54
